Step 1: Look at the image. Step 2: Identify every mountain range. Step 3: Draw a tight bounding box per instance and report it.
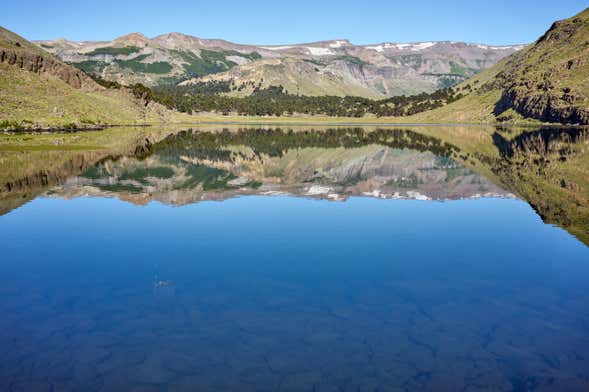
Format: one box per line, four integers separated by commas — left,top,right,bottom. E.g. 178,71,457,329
0,7,587,127
35,34,523,98
54,138,510,206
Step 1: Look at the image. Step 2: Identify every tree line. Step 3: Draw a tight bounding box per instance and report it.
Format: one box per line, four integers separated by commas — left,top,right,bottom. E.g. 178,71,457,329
150,83,463,117
87,72,463,118
155,127,460,159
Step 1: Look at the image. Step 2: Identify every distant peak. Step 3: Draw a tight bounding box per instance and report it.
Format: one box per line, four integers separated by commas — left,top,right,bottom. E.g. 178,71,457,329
154,32,195,40
151,32,201,45
113,32,150,46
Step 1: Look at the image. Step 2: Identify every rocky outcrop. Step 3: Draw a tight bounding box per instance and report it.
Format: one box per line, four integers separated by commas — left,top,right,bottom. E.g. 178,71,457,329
0,47,94,89
486,8,589,125
495,88,589,125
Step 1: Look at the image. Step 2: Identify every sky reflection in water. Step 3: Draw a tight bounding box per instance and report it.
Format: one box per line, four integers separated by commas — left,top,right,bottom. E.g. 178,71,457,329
1,127,588,391
1,194,588,391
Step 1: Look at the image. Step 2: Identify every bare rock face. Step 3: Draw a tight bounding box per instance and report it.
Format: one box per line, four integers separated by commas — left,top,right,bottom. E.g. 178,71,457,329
496,88,589,125
0,47,94,89
0,26,97,89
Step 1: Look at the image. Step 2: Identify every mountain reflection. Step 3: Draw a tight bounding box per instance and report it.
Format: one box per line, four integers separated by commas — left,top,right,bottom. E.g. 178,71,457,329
1,126,587,245
50,128,511,205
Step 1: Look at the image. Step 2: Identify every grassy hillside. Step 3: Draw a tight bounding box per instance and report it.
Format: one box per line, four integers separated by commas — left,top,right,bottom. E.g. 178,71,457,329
412,7,589,125
0,26,175,129
0,63,174,127
2,5,588,128
1,26,63,62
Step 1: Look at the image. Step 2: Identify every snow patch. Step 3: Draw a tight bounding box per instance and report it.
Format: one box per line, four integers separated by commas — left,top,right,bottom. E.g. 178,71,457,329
306,185,332,195
406,191,431,201
306,47,335,56
261,46,294,51
226,55,250,65
227,177,251,186
365,43,397,52
365,42,437,52
395,43,412,49
329,40,348,48
362,190,384,198
261,190,289,196
365,45,385,53
327,193,345,201
409,42,436,51
476,44,525,51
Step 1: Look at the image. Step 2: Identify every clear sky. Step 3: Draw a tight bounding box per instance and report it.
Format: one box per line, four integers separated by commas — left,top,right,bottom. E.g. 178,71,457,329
2,0,587,45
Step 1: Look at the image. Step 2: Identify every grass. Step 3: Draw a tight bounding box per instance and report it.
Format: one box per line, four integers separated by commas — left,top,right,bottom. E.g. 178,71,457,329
162,109,551,127
429,8,589,125
0,63,174,128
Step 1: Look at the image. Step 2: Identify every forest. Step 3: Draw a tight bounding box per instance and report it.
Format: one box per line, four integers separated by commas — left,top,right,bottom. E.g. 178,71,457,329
88,73,464,118
151,82,463,117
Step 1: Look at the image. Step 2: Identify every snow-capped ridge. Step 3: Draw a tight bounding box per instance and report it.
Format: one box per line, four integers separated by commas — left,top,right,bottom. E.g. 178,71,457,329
364,42,438,52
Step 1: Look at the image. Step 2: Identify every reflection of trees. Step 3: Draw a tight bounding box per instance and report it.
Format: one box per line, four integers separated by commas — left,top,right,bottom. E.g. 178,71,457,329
155,128,459,159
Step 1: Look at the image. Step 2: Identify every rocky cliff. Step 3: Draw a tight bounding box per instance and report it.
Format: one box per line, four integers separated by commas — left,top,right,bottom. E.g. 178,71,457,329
0,27,94,89
490,9,589,124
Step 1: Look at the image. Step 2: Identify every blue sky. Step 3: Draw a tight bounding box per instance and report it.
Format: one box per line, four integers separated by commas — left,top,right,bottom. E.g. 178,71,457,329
2,0,587,45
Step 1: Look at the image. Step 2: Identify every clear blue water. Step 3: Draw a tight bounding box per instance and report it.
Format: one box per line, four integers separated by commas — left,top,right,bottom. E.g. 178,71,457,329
1,195,589,391
1,126,589,391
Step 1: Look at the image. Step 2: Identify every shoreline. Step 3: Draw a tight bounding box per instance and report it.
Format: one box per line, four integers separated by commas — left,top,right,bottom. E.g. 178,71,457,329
1,115,581,133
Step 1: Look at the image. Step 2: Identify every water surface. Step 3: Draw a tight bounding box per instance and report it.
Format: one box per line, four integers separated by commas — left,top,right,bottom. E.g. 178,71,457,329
1,126,588,391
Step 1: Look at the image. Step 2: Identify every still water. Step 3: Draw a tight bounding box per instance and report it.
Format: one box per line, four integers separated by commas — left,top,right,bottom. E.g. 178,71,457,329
1,127,588,391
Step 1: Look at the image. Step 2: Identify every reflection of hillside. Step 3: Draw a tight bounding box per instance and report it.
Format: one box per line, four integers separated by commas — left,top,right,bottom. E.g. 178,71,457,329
1,126,586,245
489,127,589,245
52,130,510,206
493,127,589,158
0,150,115,215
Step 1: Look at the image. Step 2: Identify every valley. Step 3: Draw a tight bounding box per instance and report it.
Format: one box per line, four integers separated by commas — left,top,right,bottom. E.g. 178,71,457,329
2,4,589,392
1,7,588,128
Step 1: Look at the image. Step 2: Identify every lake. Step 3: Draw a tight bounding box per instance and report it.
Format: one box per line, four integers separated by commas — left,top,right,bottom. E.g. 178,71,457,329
1,126,588,391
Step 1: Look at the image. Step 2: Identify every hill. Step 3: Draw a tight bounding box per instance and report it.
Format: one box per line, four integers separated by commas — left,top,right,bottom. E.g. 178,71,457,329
413,7,589,125
36,33,522,98
0,26,173,129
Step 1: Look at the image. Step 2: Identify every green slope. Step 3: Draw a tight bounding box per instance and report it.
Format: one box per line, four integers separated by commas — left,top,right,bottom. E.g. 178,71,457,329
0,26,173,128
412,7,589,125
